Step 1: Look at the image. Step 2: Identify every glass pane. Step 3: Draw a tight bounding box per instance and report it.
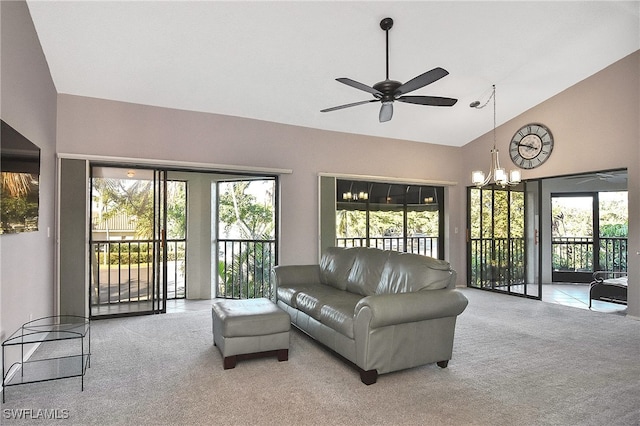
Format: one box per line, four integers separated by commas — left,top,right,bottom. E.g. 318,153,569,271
336,210,366,247
335,179,444,257
470,188,481,239
493,189,508,239
551,196,593,272
599,192,628,237
166,181,186,239
90,167,159,314
510,191,525,238
218,180,275,240
599,191,628,272
216,179,276,299
369,209,404,252
481,189,493,238
407,210,439,257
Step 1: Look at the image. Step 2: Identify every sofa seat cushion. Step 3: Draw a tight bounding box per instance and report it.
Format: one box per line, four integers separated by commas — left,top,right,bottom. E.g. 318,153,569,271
294,285,342,320
319,292,362,338
276,284,316,308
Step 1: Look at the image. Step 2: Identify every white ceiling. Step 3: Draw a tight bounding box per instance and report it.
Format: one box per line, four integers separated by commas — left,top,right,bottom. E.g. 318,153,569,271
26,1,640,147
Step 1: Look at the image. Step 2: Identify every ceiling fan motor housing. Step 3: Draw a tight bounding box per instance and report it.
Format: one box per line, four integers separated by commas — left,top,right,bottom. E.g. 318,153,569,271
373,80,402,101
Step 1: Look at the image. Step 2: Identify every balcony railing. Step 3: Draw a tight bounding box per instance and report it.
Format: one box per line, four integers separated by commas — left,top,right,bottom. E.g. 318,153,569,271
217,239,275,300
469,237,525,289
336,236,439,258
90,239,186,306
552,236,628,272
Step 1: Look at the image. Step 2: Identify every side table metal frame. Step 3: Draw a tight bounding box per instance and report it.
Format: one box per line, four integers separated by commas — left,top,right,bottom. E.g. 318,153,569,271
2,315,90,402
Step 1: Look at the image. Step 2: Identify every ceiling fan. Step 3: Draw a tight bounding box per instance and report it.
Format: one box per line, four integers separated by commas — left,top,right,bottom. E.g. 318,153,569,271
321,17,458,123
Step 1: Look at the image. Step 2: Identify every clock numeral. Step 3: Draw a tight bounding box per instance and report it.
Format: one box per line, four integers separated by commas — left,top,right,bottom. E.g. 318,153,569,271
541,150,549,155
526,160,532,168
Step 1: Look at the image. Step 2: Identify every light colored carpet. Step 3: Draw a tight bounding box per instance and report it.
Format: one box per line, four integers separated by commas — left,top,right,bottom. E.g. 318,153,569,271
2,289,639,425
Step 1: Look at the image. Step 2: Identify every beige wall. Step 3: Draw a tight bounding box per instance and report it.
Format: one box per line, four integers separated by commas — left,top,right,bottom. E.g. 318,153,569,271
461,51,640,317
0,1,58,341
3,0,638,338
56,95,466,273
57,52,639,318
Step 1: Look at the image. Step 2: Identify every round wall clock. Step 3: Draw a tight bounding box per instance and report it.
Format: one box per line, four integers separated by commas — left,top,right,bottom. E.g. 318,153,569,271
509,123,554,169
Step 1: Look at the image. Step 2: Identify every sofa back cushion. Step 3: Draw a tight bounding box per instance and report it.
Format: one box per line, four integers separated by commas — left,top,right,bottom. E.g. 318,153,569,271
319,247,357,291
346,247,391,296
376,251,452,294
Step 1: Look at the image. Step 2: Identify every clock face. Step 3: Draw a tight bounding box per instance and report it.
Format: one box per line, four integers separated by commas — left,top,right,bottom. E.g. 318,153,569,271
509,123,553,169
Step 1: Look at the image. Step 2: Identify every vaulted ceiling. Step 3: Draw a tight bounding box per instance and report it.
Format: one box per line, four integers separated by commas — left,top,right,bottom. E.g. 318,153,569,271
27,1,639,147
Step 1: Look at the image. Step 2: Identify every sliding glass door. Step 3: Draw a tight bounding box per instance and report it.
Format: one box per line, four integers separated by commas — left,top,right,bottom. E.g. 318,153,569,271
467,182,541,299
90,166,178,317
215,178,278,299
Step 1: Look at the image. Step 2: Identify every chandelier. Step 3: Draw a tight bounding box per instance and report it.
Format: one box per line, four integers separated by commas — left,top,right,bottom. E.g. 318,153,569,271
470,85,521,187
342,182,368,201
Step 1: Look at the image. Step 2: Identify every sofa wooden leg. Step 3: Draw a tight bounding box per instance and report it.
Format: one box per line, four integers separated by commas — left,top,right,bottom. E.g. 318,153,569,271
437,360,449,368
277,349,289,362
360,369,378,385
223,356,237,369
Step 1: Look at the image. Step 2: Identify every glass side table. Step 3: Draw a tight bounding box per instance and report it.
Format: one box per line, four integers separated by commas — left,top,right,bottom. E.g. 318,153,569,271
2,315,90,402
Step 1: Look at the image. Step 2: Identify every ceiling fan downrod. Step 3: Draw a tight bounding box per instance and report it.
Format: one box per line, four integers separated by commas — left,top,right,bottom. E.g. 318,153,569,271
380,17,393,81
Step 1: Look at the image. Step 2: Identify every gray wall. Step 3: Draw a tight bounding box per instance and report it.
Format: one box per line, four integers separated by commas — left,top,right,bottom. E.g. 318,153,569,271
0,1,58,344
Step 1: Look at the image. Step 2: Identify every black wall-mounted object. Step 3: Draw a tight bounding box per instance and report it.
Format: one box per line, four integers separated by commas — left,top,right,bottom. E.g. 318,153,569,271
1,119,41,174
1,119,41,234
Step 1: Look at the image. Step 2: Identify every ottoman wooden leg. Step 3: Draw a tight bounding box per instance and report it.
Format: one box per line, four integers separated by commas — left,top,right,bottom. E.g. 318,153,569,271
223,355,237,370
277,349,289,362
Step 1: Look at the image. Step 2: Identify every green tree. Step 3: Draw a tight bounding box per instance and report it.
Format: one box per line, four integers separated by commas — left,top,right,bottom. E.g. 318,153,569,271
217,180,275,299
218,181,274,240
93,178,186,239
1,172,39,233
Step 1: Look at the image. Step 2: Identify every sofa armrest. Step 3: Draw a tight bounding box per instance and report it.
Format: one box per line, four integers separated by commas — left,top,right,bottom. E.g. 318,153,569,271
272,264,322,288
355,289,468,329
446,269,458,289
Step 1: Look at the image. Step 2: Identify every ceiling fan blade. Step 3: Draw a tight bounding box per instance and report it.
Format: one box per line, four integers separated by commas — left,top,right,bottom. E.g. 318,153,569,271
397,95,458,107
336,78,383,97
394,67,449,96
379,102,393,122
321,99,378,113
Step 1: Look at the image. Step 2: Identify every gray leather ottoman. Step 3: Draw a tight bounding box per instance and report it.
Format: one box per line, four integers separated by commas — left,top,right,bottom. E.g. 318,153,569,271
211,298,290,369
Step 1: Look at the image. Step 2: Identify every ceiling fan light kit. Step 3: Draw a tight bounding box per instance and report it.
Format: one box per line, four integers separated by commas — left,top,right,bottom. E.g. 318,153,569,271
321,17,458,122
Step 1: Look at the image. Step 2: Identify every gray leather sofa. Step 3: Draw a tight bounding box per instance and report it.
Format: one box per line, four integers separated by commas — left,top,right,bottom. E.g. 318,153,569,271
273,247,468,384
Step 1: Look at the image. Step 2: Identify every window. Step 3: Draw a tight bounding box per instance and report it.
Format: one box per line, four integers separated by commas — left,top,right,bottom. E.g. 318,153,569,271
335,179,444,258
